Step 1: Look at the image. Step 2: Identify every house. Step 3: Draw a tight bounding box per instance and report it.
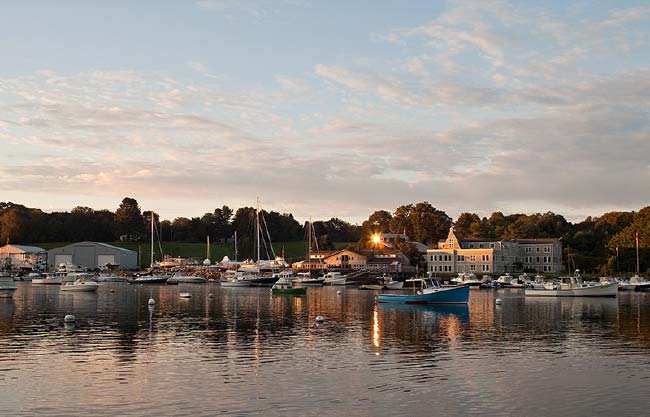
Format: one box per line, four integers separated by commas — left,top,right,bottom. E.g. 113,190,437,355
0,244,47,270
426,227,563,275
294,248,411,273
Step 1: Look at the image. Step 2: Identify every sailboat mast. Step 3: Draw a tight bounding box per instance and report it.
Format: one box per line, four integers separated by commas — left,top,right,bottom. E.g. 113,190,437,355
207,235,210,261
308,216,311,271
256,197,261,263
150,214,154,269
635,232,639,275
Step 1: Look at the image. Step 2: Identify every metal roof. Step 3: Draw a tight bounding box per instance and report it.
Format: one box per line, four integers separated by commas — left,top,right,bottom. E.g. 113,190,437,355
0,244,46,253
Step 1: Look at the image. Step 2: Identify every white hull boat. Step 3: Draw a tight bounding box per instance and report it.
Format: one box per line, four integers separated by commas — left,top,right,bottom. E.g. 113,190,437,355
221,279,252,287
617,275,650,291
61,281,99,292
295,272,324,285
167,273,207,284
525,282,618,297
32,273,64,285
385,280,404,289
323,272,347,286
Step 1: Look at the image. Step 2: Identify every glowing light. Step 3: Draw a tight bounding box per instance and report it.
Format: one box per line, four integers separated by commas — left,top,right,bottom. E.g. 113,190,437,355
373,309,380,348
372,234,381,245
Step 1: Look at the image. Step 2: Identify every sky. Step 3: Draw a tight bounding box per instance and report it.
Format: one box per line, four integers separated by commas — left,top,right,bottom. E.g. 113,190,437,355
0,0,649,224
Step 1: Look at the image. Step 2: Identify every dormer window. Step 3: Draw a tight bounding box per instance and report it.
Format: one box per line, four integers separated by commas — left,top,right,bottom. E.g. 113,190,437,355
449,240,454,248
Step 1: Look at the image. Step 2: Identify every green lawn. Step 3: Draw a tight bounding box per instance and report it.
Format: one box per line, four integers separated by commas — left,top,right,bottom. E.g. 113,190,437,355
35,241,351,268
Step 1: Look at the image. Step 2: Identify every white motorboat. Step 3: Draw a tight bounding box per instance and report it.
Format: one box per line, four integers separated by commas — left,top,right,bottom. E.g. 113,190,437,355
95,273,126,282
61,277,99,292
451,272,482,287
380,274,403,289
220,270,252,287
323,271,347,286
166,272,207,284
32,272,64,285
295,272,325,285
617,275,650,291
496,273,512,285
0,272,17,298
524,272,617,297
63,272,95,283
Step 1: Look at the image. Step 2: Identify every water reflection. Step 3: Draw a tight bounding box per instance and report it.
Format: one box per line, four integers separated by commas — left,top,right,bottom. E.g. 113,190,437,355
1,283,650,416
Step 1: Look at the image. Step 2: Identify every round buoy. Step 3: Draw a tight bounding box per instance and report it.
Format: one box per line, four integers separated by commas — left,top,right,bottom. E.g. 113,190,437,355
315,315,324,323
208,293,214,299
64,314,76,323
110,289,115,293
148,298,155,305
495,298,503,305
337,290,341,295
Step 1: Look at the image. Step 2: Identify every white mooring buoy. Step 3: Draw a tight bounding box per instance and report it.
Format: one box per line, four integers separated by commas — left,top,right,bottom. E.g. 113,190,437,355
315,315,324,323
64,314,76,323
208,293,214,299
337,290,341,295
148,298,156,306
495,298,503,305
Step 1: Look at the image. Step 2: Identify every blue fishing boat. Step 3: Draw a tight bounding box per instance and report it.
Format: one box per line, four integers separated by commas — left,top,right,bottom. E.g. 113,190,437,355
377,278,469,304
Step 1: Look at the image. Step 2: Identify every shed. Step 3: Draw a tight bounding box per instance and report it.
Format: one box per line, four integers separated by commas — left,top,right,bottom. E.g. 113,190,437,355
47,241,137,270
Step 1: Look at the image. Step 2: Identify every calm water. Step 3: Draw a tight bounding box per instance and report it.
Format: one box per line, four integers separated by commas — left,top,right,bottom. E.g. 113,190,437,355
1,283,650,416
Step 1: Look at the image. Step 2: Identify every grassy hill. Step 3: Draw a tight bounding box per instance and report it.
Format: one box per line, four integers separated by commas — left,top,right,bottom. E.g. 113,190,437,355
35,241,351,268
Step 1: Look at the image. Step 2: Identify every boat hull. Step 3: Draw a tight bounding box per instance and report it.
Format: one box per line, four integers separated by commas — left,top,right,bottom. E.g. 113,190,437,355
378,285,469,304
167,277,207,284
61,283,99,292
128,276,169,284
525,283,618,297
32,278,63,285
220,281,251,287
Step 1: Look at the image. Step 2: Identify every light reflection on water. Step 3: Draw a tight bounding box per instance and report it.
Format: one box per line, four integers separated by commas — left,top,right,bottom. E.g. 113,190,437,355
1,283,650,416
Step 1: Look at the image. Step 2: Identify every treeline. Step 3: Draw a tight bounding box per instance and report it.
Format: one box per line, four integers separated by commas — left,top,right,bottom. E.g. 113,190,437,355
1,198,648,273
0,198,361,250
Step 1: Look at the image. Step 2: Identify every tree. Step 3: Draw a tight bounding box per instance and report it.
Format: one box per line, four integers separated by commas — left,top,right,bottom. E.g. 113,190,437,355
454,212,481,237
0,208,26,244
115,197,145,240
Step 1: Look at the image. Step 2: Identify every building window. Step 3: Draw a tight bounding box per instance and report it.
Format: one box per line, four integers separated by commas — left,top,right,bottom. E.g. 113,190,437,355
479,244,484,248
482,264,490,272
536,257,540,263
469,244,474,248
482,254,489,262
544,247,551,253
490,243,495,248
469,255,476,262
449,240,454,248
470,264,476,271
525,247,531,253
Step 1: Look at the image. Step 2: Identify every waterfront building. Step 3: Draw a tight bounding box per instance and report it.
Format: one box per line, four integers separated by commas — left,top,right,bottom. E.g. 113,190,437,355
427,228,563,274
0,244,47,270
293,248,410,273
47,241,137,270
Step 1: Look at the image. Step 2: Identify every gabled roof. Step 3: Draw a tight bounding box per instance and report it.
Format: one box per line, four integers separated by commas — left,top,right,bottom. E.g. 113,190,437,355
0,244,46,253
50,241,136,253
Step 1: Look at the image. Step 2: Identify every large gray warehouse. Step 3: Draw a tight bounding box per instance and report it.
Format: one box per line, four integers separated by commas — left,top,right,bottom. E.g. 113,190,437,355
47,241,138,270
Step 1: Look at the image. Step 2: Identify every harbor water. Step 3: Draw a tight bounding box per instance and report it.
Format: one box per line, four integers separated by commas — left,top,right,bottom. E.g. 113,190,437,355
1,283,650,416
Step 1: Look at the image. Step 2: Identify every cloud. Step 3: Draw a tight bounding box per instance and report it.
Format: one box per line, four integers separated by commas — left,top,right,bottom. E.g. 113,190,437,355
1,1,649,223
